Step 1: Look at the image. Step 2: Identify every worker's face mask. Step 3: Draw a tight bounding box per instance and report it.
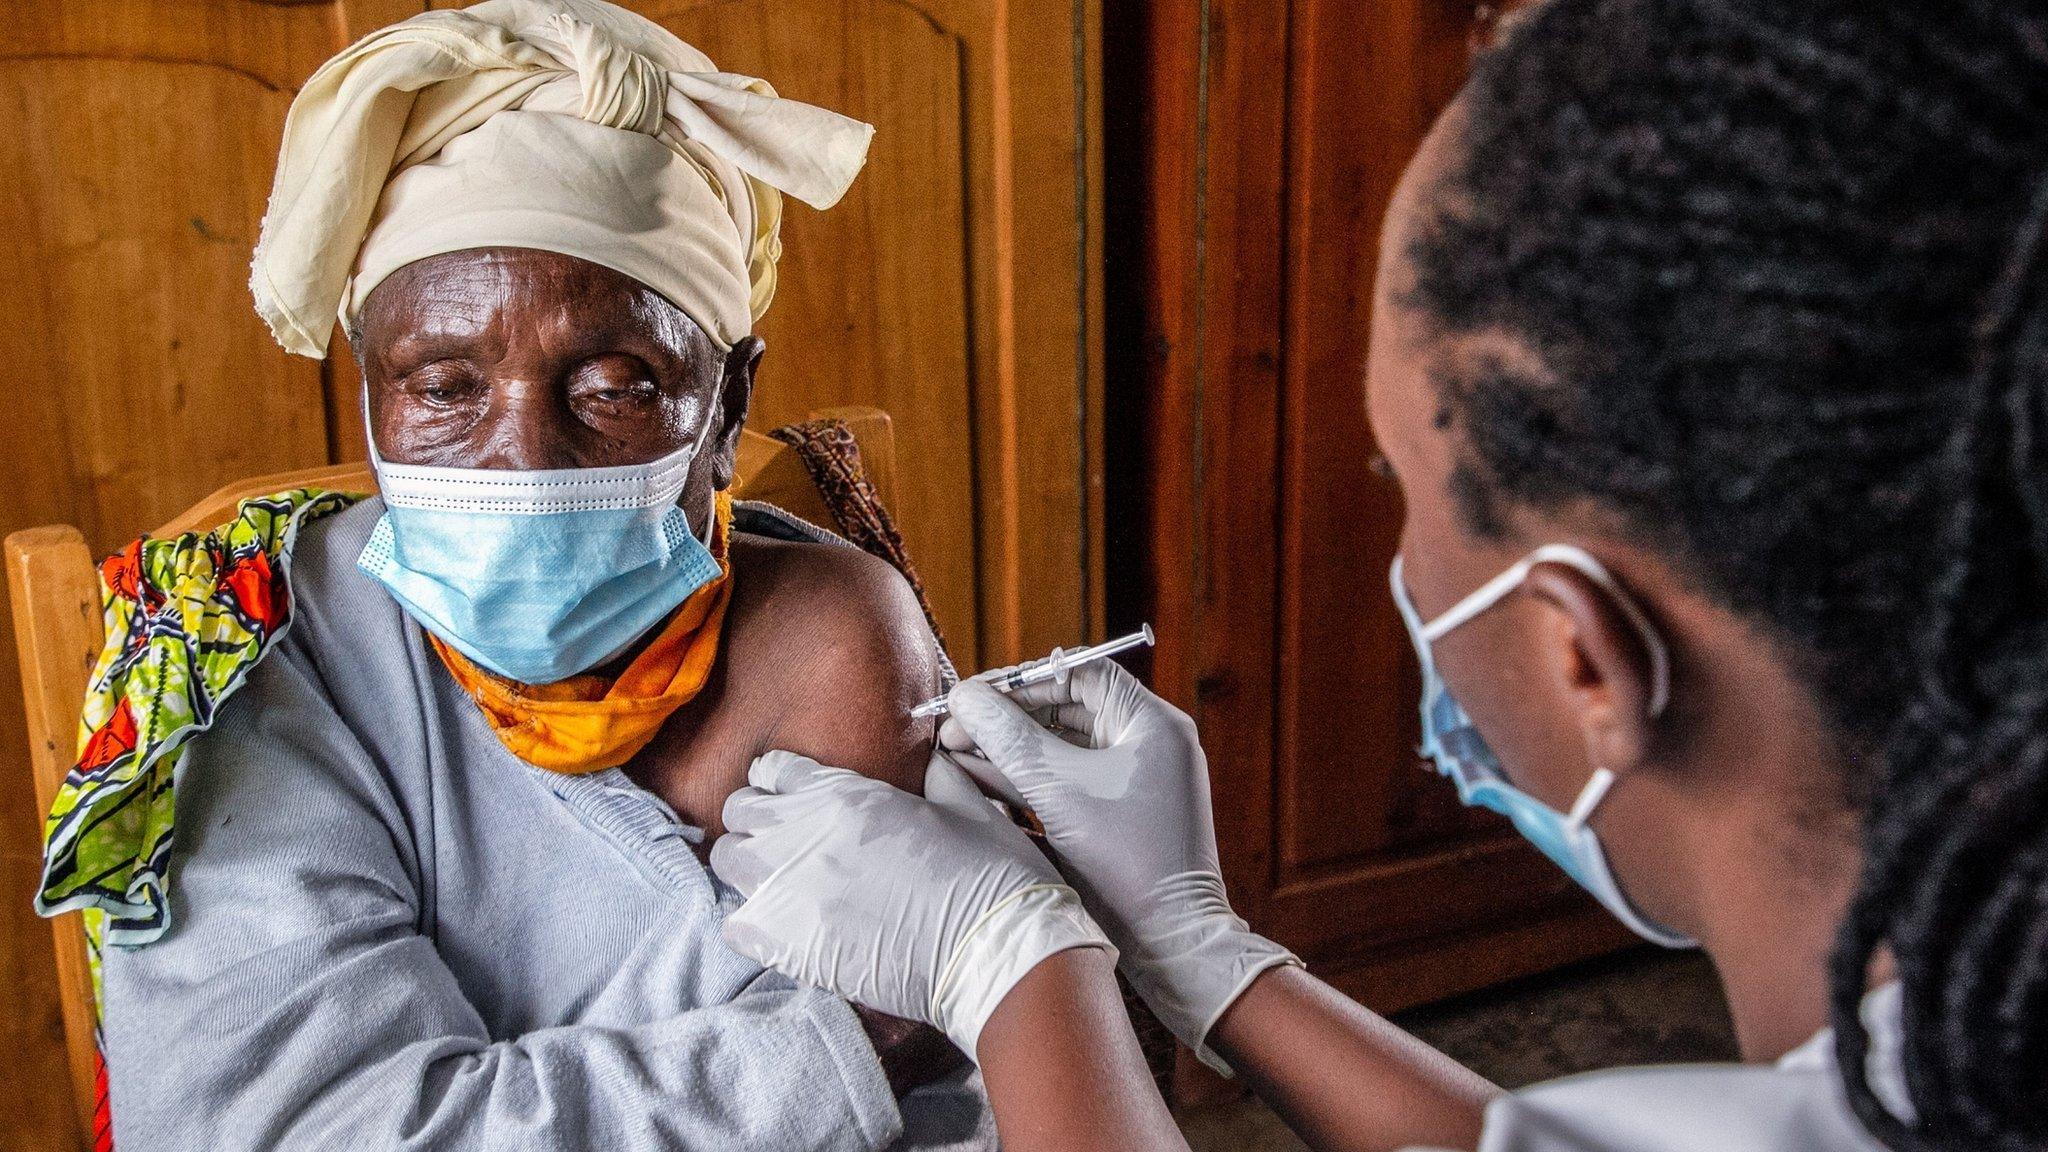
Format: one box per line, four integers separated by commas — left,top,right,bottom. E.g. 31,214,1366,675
1389,547,1696,949
358,409,721,685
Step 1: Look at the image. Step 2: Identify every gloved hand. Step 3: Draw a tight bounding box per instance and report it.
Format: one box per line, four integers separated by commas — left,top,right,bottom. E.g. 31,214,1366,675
940,661,1300,1074
712,749,1114,1061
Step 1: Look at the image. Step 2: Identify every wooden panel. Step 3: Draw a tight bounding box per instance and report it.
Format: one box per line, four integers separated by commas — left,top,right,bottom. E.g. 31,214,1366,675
0,7,421,1148
1274,0,1489,881
1103,0,1290,934
1323,905,1639,1016
1269,0,1586,962
0,58,323,546
7,4,374,95
990,0,1101,661
1263,835,1594,955
641,0,982,661
1104,0,1630,1028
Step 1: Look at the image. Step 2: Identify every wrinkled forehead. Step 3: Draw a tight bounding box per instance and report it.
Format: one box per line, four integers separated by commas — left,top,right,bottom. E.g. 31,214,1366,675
356,247,709,360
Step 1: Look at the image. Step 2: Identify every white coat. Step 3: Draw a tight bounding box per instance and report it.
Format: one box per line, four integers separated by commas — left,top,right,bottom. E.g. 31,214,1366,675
1410,985,1906,1152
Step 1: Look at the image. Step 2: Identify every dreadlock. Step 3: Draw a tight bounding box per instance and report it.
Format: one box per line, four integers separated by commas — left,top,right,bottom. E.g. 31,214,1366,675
1406,3,2048,1148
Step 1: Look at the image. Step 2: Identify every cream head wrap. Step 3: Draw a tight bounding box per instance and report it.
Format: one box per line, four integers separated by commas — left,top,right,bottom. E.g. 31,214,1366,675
251,0,872,357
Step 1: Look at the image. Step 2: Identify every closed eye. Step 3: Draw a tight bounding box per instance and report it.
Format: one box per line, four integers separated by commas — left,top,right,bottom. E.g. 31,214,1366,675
396,362,480,406
568,356,663,409
591,380,658,403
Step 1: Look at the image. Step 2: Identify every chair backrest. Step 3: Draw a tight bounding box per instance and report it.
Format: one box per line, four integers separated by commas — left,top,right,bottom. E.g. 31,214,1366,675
3,406,897,1146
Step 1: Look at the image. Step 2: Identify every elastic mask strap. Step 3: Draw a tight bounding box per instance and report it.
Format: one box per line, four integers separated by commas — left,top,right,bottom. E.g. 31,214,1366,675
1565,767,1616,832
1416,544,1671,719
683,402,721,549
1387,556,1431,654
1418,557,1536,642
363,387,386,471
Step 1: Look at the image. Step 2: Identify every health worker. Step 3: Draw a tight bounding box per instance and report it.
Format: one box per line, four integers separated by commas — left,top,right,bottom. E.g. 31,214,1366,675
708,2,2048,1150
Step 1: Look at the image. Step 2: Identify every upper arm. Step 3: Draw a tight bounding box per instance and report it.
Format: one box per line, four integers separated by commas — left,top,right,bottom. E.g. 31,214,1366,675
747,541,944,795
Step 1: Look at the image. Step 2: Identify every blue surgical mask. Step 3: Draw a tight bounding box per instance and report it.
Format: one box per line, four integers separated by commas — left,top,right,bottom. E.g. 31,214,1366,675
1388,546,1695,949
358,411,721,685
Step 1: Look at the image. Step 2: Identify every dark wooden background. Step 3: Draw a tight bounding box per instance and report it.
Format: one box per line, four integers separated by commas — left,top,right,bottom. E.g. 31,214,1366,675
1101,0,1635,1095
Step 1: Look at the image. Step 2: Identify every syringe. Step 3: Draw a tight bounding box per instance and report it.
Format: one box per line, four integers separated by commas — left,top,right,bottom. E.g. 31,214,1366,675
910,625,1156,719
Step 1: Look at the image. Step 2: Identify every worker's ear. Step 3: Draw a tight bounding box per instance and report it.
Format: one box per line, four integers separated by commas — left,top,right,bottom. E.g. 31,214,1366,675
1521,562,1661,775
710,336,763,490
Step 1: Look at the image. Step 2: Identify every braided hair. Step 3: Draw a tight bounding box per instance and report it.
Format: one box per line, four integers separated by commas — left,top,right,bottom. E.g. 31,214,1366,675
1405,2,2048,1148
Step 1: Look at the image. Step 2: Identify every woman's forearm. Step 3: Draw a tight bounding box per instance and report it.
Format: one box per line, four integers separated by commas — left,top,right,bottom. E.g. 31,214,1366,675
972,952,1496,1152
974,947,1191,1152
1209,965,1499,1152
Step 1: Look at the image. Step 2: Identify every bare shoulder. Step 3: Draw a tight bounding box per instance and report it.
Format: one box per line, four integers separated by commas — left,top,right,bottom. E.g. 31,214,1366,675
724,533,938,685
720,532,942,792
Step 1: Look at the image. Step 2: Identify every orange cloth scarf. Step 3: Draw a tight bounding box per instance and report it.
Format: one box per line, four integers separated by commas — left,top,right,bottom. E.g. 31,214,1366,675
430,493,734,774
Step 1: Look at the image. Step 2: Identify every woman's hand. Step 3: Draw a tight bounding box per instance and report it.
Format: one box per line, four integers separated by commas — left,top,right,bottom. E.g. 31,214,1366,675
944,666,1497,1152
716,681,1492,1152
711,748,1114,1060
937,662,1300,1071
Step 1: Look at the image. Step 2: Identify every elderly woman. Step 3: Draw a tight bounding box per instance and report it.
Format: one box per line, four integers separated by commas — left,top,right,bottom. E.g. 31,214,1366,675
64,2,991,1147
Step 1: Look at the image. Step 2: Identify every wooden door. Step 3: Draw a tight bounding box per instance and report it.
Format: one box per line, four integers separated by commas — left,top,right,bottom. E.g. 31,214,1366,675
1105,0,1633,1053
0,9,410,1147
414,0,1107,668
0,2,1099,1147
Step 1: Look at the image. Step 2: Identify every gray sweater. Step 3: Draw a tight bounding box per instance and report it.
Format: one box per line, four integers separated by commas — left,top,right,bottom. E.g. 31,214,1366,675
102,499,995,1151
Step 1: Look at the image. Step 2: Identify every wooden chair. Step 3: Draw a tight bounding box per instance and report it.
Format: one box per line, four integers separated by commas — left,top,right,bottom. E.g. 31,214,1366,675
4,406,898,1145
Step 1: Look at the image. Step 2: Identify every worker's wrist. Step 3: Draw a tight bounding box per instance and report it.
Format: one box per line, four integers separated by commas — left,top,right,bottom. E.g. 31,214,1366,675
931,883,1116,1060
973,943,1126,1065
1116,884,1301,1076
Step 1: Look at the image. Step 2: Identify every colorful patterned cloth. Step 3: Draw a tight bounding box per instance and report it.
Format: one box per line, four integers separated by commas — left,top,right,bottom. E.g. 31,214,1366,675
36,489,366,962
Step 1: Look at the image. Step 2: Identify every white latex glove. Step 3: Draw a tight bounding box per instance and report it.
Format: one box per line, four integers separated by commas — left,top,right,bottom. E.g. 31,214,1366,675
712,749,1113,1061
939,661,1301,1074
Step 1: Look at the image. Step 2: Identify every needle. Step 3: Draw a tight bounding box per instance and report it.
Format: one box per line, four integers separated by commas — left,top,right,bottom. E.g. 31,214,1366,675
910,625,1156,719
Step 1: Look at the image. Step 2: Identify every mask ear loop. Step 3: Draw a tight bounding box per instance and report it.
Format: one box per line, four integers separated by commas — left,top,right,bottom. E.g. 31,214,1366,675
1565,767,1617,833
1415,544,1671,719
362,386,386,471
685,394,725,550
1522,544,1671,719
1512,547,1663,832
